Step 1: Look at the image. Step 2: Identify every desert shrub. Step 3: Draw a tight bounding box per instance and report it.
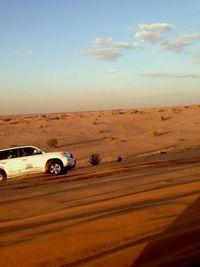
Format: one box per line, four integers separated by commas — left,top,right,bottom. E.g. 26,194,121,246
119,111,126,115
161,116,170,121
49,116,60,120
89,152,101,166
40,115,48,119
47,138,58,148
9,121,18,124
60,114,69,119
3,117,13,122
152,131,162,137
160,151,166,154
161,116,165,121
117,156,123,162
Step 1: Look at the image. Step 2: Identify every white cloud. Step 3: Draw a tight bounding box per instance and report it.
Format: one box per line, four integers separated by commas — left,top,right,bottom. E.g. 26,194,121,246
107,69,117,74
91,37,141,49
135,31,162,42
134,22,173,43
82,37,141,62
82,22,200,63
15,50,32,56
138,23,173,32
81,48,121,61
192,52,200,63
160,33,200,52
140,72,200,78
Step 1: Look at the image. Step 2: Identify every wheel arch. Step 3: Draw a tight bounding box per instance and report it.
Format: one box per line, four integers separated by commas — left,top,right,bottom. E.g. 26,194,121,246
0,168,7,181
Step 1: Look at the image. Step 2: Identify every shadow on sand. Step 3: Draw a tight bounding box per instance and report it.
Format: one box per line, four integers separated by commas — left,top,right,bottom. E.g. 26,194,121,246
132,196,200,267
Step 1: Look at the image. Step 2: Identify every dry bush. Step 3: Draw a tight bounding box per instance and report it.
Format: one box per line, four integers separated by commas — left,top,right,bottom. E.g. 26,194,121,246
49,116,60,120
47,138,58,148
152,131,162,137
117,156,123,162
161,116,170,121
9,121,19,124
89,152,101,166
3,117,13,122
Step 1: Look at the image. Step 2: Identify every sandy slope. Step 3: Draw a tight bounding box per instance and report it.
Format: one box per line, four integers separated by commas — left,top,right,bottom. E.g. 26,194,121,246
0,105,200,266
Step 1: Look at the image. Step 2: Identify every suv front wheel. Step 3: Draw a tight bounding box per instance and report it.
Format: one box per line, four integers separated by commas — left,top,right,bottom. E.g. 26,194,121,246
47,160,63,175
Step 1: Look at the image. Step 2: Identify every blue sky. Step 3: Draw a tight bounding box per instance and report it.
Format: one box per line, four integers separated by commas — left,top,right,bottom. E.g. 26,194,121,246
1,0,200,114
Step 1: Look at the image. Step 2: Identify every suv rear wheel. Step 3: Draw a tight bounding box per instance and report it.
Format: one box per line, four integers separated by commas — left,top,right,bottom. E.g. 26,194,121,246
47,160,63,175
0,170,7,182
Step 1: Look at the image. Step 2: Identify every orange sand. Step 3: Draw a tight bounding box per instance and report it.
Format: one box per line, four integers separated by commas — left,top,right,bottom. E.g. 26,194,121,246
0,105,200,266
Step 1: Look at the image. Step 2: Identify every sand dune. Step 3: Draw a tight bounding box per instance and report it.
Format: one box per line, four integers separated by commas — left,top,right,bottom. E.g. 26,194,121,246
1,105,200,165
0,105,200,266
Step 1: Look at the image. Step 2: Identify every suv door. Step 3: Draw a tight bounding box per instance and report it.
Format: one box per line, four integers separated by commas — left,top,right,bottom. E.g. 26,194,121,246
18,147,44,174
0,148,24,177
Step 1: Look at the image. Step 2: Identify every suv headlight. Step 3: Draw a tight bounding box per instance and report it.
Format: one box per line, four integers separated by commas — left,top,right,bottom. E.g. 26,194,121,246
63,152,73,159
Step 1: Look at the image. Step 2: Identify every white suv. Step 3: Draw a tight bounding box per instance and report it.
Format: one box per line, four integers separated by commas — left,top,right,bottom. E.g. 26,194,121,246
0,146,76,181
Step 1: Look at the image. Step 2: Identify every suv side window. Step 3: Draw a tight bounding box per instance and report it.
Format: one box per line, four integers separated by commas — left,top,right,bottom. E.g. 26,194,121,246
19,147,40,157
0,151,8,160
0,149,18,160
11,149,19,158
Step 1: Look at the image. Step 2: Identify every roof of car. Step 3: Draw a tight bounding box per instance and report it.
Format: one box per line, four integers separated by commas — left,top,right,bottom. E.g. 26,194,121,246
0,146,39,152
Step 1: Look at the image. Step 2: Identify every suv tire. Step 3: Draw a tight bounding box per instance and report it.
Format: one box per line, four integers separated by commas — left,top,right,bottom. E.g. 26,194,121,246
47,160,63,175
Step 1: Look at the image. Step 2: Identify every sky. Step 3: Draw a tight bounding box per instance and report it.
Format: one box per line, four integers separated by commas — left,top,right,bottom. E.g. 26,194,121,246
1,0,200,114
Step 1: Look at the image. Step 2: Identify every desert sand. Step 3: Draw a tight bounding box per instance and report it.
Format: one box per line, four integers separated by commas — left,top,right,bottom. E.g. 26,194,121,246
0,105,200,267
